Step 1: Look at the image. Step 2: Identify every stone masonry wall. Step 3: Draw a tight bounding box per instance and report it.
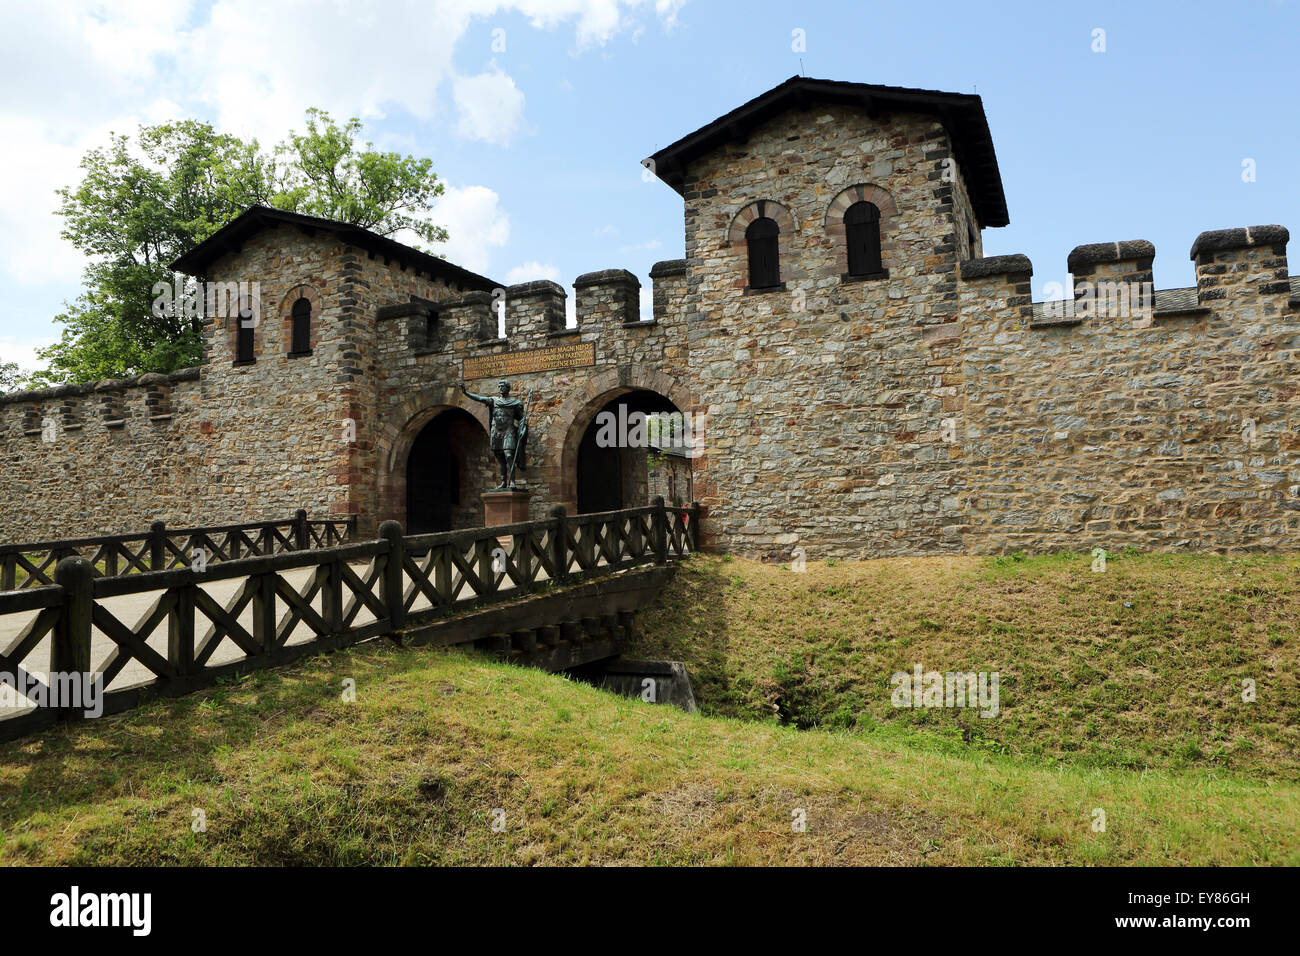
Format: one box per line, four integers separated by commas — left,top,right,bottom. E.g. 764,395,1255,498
957,229,1299,554
372,267,692,530
1,99,1295,561
681,105,969,558
0,371,203,540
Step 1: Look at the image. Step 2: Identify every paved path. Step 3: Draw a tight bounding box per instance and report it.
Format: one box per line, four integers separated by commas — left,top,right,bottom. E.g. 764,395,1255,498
0,554,531,719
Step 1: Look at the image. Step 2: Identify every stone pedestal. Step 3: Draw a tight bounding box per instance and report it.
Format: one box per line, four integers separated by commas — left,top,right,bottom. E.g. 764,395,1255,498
482,489,531,530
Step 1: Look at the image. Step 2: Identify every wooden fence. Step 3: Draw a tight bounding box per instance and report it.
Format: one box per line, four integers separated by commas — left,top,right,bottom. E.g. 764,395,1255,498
0,510,357,591
0,499,699,742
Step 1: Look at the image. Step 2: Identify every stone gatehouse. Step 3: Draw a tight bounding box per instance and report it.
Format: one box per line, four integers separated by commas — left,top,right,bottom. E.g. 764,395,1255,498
2,77,1297,558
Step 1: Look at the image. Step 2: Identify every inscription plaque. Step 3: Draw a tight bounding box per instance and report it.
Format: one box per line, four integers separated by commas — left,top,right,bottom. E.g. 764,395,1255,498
463,341,595,379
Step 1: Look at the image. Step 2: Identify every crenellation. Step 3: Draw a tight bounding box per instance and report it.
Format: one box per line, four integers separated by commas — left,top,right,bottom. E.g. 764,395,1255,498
506,280,567,343
1,79,1296,557
575,269,640,327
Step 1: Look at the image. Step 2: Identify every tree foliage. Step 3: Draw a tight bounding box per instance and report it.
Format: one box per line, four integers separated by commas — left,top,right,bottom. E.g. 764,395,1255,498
0,361,25,394
27,110,448,388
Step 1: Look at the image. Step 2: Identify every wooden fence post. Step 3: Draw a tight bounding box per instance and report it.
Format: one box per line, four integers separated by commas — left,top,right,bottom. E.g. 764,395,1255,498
294,509,309,550
652,496,668,564
689,501,702,553
319,554,343,638
52,556,93,721
253,572,277,656
169,580,196,681
379,520,406,633
549,505,568,585
149,520,166,571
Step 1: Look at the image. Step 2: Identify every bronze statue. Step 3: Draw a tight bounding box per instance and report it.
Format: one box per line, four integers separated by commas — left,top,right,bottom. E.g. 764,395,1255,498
461,379,529,490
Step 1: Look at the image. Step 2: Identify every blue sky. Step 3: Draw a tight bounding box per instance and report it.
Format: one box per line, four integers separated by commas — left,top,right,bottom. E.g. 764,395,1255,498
1,0,1295,371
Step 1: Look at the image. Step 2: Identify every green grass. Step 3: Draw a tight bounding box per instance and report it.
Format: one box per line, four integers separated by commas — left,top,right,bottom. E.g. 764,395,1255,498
2,548,1297,866
0,642,1295,865
627,551,1300,780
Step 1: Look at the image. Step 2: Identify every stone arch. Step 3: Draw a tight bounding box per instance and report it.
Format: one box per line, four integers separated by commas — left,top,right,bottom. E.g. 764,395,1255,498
279,283,323,355
376,385,491,529
727,199,797,246
728,200,798,291
554,366,694,513
824,184,901,276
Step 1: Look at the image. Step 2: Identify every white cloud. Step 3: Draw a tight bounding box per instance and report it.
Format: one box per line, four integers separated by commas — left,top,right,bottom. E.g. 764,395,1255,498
0,337,52,371
427,184,512,277
0,0,688,327
618,238,661,252
504,261,562,284
453,66,527,145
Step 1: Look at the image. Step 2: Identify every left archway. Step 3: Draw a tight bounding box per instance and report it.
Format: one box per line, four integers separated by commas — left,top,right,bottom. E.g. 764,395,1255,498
401,408,491,533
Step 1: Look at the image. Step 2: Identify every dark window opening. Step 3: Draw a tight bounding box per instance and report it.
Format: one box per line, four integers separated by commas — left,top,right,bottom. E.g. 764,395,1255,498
235,319,255,364
746,216,781,289
290,297,311,355
845,201,883,277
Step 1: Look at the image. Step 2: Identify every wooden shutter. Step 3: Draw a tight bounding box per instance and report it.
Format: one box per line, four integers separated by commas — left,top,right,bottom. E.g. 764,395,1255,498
746,217,781,289
845,202,882,276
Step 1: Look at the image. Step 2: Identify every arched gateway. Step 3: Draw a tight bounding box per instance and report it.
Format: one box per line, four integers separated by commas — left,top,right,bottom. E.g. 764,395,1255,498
376,365,694,533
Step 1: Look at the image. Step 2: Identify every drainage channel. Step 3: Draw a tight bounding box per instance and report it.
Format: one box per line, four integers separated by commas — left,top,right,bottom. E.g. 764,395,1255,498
568,657,698,713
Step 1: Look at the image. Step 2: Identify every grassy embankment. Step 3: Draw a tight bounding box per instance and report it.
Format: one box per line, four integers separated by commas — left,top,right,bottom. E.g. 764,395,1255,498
0,550,1295,865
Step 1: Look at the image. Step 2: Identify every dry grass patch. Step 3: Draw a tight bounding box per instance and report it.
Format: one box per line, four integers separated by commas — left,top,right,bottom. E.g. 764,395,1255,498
629,551,1300,780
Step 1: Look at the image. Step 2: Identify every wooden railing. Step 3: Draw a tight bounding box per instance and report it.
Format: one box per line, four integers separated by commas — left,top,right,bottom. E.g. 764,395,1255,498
0,511,358,591
0,499,699,742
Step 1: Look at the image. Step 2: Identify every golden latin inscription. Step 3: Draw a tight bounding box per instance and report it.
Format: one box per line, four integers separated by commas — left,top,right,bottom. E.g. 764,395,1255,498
463,341,596,379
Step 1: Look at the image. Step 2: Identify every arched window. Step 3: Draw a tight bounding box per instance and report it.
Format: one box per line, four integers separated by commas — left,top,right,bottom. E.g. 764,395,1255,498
746,216,780,289
845,201,882,277
235,318,255,364
290,297,311,355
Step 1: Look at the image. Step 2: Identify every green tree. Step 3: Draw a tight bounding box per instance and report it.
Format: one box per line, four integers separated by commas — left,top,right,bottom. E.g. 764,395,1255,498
0,361,26,394
32,110,448,387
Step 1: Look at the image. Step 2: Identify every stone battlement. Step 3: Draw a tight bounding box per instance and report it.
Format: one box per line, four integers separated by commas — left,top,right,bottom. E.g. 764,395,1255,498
2,77,1297,559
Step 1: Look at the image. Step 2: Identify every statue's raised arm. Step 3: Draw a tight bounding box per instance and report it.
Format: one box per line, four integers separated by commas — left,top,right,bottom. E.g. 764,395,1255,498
460,382,491,406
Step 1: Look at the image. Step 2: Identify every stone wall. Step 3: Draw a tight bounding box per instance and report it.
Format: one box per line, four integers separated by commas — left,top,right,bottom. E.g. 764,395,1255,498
0,370,203,540
957,229,1298,553
680,105,972,558
1,98,1296,561
371,268,692,530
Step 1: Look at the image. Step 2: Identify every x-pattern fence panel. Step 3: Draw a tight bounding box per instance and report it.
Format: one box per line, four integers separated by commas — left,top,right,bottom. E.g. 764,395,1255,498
0,512,358,591
0,500,698,742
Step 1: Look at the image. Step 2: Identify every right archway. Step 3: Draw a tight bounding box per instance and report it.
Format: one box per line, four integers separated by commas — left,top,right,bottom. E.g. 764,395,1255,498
568,388,692,514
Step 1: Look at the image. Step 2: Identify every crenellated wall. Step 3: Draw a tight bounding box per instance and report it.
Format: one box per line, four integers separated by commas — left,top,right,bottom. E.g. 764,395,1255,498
0,228,695,544
957,226,1298,553
0,370,204,539
0,101,1295,559
371,263,692,531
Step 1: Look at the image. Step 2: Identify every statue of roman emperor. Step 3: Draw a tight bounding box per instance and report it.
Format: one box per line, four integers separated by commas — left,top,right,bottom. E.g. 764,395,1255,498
460,379,528,490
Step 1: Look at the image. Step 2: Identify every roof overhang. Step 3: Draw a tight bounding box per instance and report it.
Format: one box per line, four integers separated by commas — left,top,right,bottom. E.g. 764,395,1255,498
170,205,500,292
645,76,1009,229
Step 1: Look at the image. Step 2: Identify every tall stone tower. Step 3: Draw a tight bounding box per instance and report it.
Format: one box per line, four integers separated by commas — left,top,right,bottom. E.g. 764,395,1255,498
646,77,1009,556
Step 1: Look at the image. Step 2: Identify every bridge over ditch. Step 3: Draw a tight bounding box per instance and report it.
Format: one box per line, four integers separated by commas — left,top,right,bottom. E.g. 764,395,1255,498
0,500,699,742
